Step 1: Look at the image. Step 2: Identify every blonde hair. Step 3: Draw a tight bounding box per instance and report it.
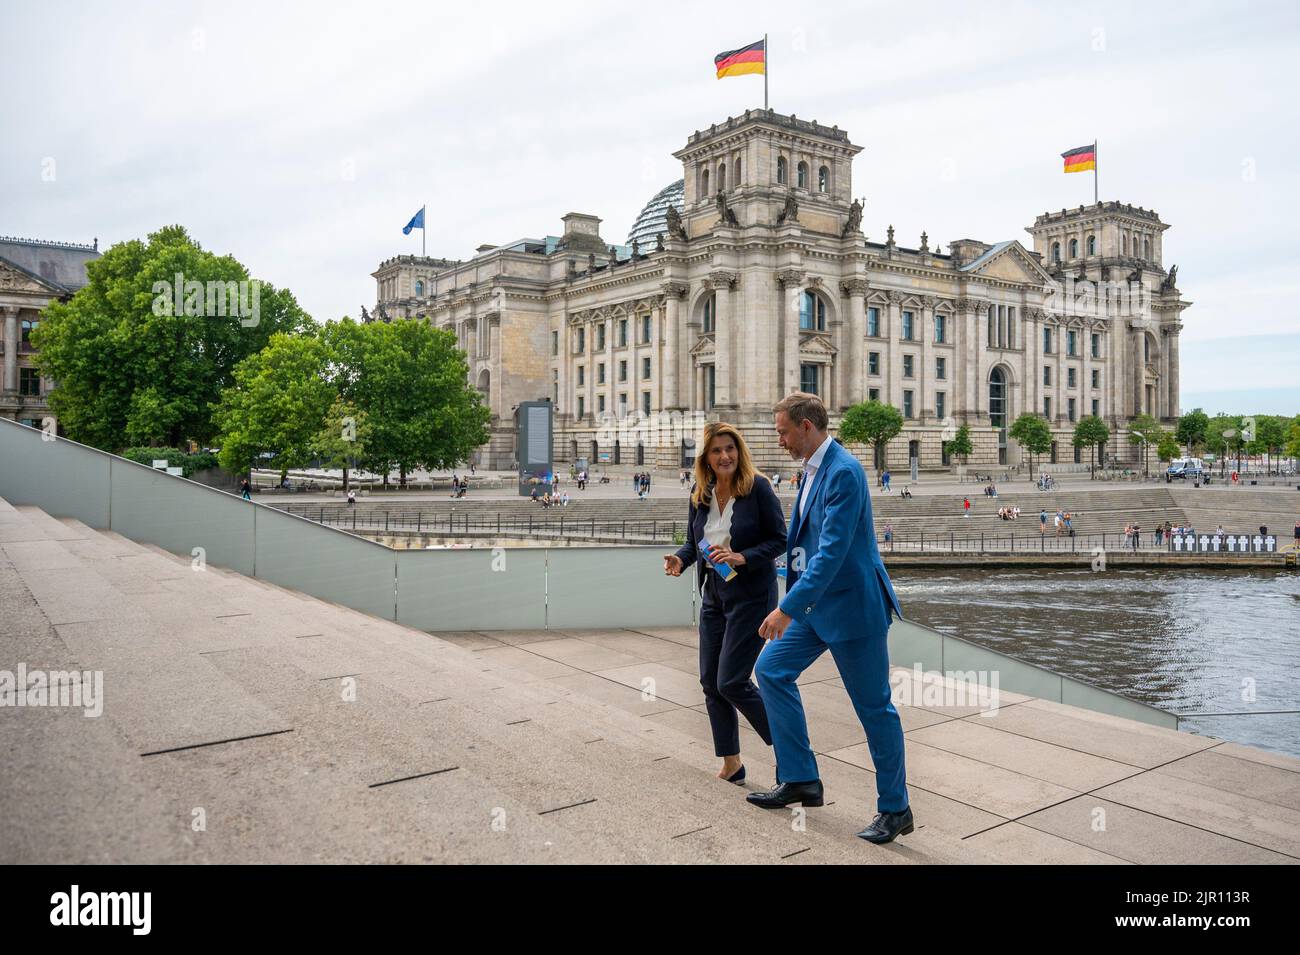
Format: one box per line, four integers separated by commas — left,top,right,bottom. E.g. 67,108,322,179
692,422,761,507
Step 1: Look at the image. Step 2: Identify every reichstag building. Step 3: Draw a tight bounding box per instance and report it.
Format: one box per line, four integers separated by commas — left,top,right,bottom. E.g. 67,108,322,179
371,109,1189,472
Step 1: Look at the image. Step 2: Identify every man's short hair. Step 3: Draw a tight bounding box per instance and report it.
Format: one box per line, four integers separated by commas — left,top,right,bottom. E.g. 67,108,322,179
774,392,829,431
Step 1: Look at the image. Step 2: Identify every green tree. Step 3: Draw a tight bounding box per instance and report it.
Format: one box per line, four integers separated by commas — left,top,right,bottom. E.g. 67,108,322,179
839,399,904,471
1204,414,1241,465
1008,414,1051,479
1250,415,1287,473
213,332,336,483
326,319,490,486
32,225,312,450
1157,432,1181,465
943,423,974,467
1175,408,1209,455
1127,413,1164,477
312,398,371,492
1284,418,1300,460
1072,415,1109,479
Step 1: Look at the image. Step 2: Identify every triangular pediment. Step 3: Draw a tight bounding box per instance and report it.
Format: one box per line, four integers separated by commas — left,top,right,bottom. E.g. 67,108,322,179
799,334,838,357
0,258,62,295
960,241,1054,285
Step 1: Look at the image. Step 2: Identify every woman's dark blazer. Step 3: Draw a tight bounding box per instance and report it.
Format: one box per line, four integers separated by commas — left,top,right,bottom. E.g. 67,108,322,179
673,475,788,600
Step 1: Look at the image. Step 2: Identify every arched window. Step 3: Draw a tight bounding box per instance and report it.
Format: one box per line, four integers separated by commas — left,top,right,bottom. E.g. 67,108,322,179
702,293,715,334
20,319,38,345
799,290,826,331
1051,242,1061,263
1086,235,1096,256
818,165,829,192
989,367,1007,430
717,162,726,192
797,161,808,189
734,157,742,186
415,279,424,297
1144,334,1151,363
701,168,709,197
1143,237,1150,259
1069,238,1078,258
776,156,787,185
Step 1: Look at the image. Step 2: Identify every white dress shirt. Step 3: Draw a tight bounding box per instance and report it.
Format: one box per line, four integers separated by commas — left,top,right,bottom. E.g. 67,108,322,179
798,435,835,519
703,492,735,551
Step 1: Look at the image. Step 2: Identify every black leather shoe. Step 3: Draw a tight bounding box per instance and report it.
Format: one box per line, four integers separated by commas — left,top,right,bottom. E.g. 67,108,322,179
745,780,824,808
856,807,914,843
725,765,746,785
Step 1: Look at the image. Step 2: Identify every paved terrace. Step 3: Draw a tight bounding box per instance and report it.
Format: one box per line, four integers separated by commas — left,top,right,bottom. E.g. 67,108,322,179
3,496,1298,864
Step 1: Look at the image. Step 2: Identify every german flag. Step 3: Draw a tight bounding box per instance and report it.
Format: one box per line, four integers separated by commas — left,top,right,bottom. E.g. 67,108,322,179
715,39,766,79
1062,144,1096,173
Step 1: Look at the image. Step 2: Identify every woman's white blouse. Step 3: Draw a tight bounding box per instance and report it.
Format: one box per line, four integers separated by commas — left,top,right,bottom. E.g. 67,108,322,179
703,494,735,552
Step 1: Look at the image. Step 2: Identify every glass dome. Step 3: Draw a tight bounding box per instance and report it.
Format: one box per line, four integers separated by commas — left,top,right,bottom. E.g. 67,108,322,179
626,179,684,249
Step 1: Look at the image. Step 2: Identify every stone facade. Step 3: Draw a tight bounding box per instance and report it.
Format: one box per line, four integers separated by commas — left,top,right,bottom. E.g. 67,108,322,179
0,237,101,429
372,109,1189,473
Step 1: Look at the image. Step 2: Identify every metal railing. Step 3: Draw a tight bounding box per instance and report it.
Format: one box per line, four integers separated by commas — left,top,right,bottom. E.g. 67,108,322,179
283,506,1266,555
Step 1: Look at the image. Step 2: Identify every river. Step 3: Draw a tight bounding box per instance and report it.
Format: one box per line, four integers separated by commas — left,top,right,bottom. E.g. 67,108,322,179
889,566,1300,759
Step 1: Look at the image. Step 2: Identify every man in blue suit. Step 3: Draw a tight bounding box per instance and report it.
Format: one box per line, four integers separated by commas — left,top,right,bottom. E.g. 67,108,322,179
749,392,913,844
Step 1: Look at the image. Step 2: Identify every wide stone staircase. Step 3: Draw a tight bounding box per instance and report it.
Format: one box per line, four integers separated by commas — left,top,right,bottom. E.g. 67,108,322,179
5,493,1298,864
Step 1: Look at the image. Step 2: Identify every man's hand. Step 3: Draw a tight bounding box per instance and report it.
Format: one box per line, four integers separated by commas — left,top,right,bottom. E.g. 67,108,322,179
706,546,747,568
663,554,683,576
759,607,793,641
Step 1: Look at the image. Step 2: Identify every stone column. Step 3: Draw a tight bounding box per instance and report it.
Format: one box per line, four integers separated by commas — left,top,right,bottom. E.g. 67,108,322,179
708,271,738,410
919,295,935,424
586,317,597,424
776,270,803,398
841,279,867,409
1131,324,1144,417
885,291,903,410
662,282,687,409
1166,321,1181,419
2,307,18,394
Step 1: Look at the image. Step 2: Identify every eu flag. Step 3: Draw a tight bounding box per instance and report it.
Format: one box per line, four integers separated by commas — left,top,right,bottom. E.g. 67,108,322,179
402,207,425,234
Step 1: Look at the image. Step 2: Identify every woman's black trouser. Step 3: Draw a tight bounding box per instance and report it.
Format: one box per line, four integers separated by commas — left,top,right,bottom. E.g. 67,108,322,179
698,569,774,757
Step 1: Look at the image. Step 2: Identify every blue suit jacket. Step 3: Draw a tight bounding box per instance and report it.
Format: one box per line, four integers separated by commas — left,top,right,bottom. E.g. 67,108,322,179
780,439,902,642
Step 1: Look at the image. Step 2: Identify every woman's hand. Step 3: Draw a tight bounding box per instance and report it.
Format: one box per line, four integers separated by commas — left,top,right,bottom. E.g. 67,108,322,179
707,546,746,568
663,554,684,576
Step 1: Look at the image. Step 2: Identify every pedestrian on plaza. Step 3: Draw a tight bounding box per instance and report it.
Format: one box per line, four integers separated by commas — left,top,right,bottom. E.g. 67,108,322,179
883,522,893,544
1040,509,1048,534
347,488,356,508
963,497,971,517
664,421,782,787
882,469,891,492
1131,523,1141,551
240,478,252,501
773,473,782,491
1294,520,1300,546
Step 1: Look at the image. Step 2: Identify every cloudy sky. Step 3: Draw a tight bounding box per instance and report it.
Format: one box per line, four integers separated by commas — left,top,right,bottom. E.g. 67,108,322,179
4,0,1296,414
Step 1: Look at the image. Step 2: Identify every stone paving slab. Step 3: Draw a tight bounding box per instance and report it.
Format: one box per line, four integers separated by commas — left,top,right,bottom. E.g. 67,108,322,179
1016,796,1297,865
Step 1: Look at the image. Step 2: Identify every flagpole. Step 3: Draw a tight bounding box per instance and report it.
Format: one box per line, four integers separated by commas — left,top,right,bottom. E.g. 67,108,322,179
1093,140,1098,205
764,33,769,110
422,203,427,257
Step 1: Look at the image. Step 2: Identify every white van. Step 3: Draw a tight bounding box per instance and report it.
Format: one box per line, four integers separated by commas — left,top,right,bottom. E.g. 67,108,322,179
1166,457,1205,480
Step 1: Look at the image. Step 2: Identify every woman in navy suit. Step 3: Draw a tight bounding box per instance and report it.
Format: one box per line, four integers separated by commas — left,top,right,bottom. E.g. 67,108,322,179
663,422,786,784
